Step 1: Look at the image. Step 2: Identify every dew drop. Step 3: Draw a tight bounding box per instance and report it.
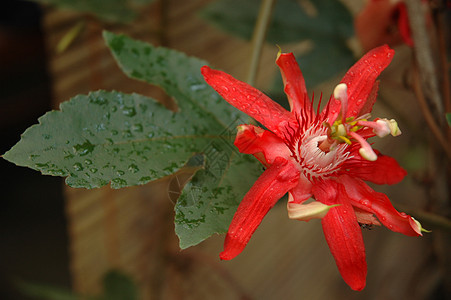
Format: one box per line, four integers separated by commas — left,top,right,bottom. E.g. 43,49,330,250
132,124,143,132
73,140,95,156
360,199,371,207
122,130,133,138
112,178,127,187
90,168,98,173
116,170,125,176
111,130,118,136
29,154,40,161
90,96,108,106
128,164,139,173
111,106,117,112
122,106,136,117
73,163,83,171
84,159,93,165
139,104,148,112
139,176,151,184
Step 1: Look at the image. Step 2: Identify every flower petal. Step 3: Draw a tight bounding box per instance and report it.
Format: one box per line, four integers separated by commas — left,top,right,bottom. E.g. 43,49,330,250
324,45,394,121
338,175,422,236
355,0,405,51
275,52,312,115
234,124,291,167
347,150,407,185
313,179,367,291
201,66,295,137
220,157,300,260
288,173,312,204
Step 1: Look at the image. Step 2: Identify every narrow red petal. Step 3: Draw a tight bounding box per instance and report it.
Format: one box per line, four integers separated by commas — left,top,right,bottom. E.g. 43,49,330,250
201,66,295,137
220,157,300,260
234,124,291,167
313,180,367,291
338,175,422,236
348,150,407,185
324,45,394,121
276,52,312,115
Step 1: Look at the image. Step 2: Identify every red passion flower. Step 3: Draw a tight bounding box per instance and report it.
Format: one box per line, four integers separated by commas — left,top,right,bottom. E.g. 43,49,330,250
201,45,424,291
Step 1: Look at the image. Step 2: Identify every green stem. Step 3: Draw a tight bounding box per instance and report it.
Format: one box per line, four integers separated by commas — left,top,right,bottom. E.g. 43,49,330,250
246,0,277,86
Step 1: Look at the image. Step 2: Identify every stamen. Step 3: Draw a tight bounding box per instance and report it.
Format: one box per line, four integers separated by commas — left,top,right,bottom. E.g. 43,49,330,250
333,83,348,120
383,118,402,136
357,120,390,137
357,118,401,137
349,131,377,161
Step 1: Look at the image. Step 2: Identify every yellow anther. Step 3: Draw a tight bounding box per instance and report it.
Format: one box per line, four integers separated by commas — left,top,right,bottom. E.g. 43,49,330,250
337,136,352,144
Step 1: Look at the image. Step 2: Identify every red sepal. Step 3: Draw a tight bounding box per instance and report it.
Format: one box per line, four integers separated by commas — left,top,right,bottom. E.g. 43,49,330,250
339,175,422,236
220,157,300,260
201,66,295,138
234,124,291,167
275,52,312,115
324,45,394,121
348,150,407,185
313,179,367,291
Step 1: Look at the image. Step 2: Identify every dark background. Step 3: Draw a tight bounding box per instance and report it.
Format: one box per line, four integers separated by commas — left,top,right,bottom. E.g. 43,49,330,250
0,1,70,299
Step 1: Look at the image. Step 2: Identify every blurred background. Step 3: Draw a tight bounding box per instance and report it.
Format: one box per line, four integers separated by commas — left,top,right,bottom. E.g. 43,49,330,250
0,0,450,299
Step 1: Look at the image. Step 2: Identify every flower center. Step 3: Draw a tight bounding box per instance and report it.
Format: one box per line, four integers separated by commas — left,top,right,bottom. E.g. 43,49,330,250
292,124,351,181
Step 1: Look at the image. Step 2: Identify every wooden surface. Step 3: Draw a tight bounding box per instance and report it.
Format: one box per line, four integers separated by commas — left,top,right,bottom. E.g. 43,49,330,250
41,1,440,299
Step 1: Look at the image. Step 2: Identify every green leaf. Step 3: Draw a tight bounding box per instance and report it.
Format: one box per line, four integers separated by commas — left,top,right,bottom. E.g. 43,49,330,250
32,0,153,23
103,31,244,127
446,113,451,127
104,31,262,247
200,0,354,44
174,130,262,249
3,91,222,189
102,270,138,300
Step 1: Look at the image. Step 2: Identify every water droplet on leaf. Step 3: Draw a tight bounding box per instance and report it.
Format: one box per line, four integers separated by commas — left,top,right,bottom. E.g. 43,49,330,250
73,163,83,171
122,106,136,117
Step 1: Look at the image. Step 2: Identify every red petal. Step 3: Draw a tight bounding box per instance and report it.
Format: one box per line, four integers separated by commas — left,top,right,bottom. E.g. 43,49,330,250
396,2,414,47
324,45,394,121
338,175,422,236
275,52,312,115
234,124,291,167
220,157,300,260
359,80,379,116
288,173,312,204
355,0,404,51
313,180,367,291
348,150,407,185
201,66,295,138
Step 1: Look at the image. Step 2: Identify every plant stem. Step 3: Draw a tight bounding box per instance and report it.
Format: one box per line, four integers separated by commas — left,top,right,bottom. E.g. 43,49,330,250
246,0,276,86
405,0,444,121
412,63,451,159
